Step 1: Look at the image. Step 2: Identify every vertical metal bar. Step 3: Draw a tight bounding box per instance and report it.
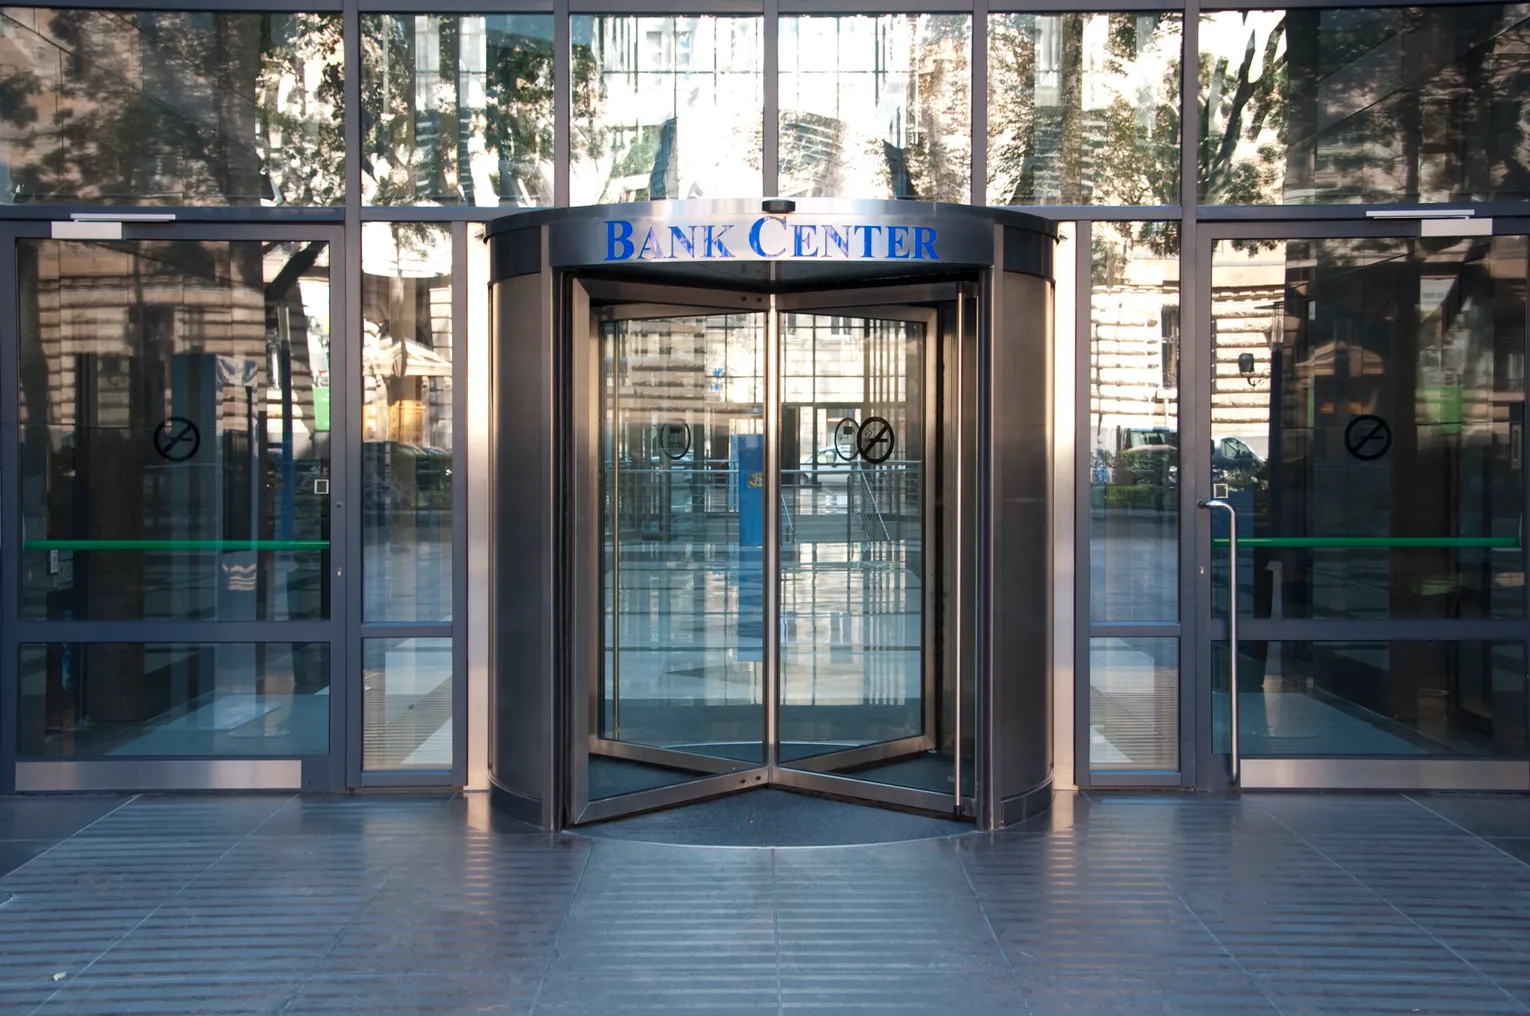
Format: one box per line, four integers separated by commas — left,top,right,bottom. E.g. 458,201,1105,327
1198,498,1238,785
764,296,782,770
341,0,363,791
0,226,21,793
953,288,964,807
609,320,620,741
555,1,572,206
969,1,987,206
450,220,469,785
1181,0,1206,792
763,0,779,196
1073,222,1092,788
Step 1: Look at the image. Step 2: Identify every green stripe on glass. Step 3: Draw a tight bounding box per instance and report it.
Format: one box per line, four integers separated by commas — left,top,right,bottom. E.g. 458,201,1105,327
1211,537,1519,549
24,540,330,551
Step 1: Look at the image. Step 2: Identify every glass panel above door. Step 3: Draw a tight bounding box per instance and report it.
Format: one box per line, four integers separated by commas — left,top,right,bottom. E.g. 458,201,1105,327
571,15,764,203
18,239,334,621
0,9,345,206
1198,5,1530,204
778,14,972,202
1208,234,1527,620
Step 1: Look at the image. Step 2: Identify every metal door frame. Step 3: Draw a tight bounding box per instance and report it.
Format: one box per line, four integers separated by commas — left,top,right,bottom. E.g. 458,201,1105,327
565,276,976,824
1,221,350,794
1188,217,1530,792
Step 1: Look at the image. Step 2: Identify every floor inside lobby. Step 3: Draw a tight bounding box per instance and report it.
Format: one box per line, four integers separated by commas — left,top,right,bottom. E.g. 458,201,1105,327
3,790,1530,1015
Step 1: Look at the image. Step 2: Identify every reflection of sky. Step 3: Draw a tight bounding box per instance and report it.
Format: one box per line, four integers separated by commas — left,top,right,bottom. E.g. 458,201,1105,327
573,16,764,203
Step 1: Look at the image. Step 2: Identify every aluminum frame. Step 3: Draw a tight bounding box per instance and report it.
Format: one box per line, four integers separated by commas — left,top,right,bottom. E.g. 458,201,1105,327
2,220,351,793
1183,217,1530,791
563,277,974,825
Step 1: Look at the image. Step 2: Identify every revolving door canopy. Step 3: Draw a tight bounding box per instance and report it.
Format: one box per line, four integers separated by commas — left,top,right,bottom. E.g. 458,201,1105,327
486,199,1055,831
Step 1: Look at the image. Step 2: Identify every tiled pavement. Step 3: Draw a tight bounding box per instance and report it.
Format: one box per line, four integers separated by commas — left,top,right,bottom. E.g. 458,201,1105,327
3,790,1530,1014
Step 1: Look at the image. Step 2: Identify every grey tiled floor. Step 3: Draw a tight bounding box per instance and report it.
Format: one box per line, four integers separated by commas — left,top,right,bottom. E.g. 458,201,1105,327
3,791,1530,1014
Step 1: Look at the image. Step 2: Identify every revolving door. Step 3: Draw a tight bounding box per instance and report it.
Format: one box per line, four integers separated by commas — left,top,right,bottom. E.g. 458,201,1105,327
487,200,1056,831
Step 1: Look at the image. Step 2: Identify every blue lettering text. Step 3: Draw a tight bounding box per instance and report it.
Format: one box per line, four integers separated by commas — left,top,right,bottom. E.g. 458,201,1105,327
606,220,635,261
705,224,735,258
669,225,697,258
792,224,819,258
637,228,666,260
823,226,852,258
748,216,786,257
913,227,937,261
856,224,882,258
887,226,911,260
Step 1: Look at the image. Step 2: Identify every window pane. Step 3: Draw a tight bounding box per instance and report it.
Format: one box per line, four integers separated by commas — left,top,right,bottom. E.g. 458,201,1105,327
780,14,970,201
363,224,452,623
988,13,1181,206
0,9,343,206
19,239,334,621
571,16,762,203
1210,235,1527,620
362,15,555,207
1199,6,1530,204
1090,222,1180,622
363,637,452,771
1090,637,1178,772
18,642,330,757
1214,641,1527,756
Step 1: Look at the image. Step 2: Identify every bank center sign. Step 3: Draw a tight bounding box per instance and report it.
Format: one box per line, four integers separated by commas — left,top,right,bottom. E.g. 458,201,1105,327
603,215,944,264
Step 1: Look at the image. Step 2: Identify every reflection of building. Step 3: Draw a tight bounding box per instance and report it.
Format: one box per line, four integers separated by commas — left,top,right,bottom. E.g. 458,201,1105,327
1090,237,1180,459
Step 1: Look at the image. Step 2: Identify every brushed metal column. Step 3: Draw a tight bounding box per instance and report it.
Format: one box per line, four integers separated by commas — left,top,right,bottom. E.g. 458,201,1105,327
764,295,782,770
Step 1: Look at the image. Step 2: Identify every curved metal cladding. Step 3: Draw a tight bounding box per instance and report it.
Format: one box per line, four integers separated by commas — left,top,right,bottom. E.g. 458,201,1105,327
486,199,1056,830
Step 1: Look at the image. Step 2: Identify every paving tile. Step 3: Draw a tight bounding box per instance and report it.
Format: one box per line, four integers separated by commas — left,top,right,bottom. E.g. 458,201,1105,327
1485,838,1530,866
283,974,530,1015
0,789,1528,1016
0,841,55,879
32,977,301,1015
1410,795,1530,840
0,797,128,843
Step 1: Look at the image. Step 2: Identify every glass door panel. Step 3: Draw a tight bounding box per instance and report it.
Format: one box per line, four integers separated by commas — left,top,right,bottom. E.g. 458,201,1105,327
1202,228,1529,773
589,310,767,801
12,232,340,773
777,311,957,799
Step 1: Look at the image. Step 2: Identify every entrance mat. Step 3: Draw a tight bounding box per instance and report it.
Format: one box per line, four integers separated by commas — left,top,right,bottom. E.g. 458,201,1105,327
573,788,971,847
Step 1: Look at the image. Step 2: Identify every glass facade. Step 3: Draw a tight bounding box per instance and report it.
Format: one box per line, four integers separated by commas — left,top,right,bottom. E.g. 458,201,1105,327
1215,641,1527,756
0,9,344,205
19,238,333,622
572,15,763,203
18,641,329,758
1198,6,1530,204
988,13,1181,207
0,1,1524,794
1209,234,1527,621
362,14,556,207
362,223,453,623
779,14,971,201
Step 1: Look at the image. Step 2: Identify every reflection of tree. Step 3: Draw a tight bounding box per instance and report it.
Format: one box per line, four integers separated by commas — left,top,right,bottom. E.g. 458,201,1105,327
902,16,969,202
571,17,760,203
779,15,967,200
361,15,556,207
988,14,1180,208
1201,7,1530,204
1,11,341,205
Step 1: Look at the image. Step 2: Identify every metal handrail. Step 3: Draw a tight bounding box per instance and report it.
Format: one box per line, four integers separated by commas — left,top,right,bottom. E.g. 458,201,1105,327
856,467,891,545
1199,498,1239,785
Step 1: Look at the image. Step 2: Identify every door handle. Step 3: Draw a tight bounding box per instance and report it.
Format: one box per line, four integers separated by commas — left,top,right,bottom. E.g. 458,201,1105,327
1199,498,1239,785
